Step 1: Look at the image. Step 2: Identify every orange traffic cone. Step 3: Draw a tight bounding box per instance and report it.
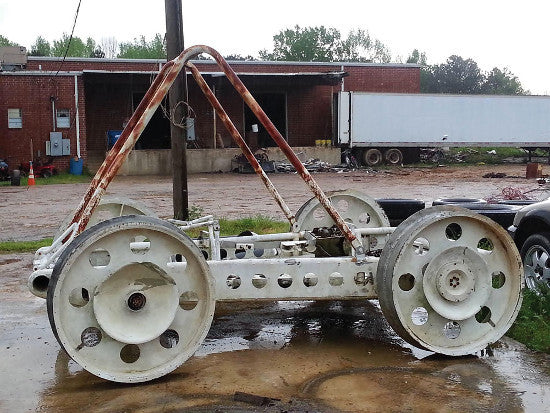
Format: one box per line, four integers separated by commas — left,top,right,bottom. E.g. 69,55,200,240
28,161,35,186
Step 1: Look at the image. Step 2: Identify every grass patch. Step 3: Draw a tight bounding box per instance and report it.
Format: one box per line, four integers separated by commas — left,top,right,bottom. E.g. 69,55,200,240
507,285,550,353
0,172,91,187
217,216,289,236
185,215,288,238
414,146,547,166
0,238,53,254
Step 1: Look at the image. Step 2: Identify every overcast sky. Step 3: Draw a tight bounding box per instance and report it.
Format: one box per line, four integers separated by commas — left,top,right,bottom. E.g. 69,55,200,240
1,0,549,94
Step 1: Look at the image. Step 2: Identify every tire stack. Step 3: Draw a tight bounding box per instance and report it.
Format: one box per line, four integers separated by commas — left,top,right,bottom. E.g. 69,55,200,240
432,198,522,229
375,197,527,229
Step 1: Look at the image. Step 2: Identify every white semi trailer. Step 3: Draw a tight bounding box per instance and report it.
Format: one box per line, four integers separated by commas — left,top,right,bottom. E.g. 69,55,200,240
337,91,550,165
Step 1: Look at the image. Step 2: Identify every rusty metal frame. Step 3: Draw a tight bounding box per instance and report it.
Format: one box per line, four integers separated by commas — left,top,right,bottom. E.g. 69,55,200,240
64,45,363,257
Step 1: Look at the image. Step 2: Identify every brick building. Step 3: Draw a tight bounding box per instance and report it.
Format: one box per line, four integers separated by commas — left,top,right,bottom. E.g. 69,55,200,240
0,56,419,173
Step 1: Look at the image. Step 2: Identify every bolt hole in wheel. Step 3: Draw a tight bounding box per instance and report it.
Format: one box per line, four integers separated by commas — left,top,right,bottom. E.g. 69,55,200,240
443,321,461,339
411,307,428,326
477,237,494,253
89,249,111,267
81,327,102,347
475,306,492,324
69,288,89,307
413,237,430,255
445,223,462,240
159,329,179,349
358,213,371,224
235,248,246,259
398,273,415,291
130,236,150,254
179,291,199,310
120,344,140,363
377,206,523,355
492,271,506,289
47,216,215,383
336,199,349,213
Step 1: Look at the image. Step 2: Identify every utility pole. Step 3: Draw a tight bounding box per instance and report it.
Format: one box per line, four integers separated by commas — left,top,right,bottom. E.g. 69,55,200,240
165,0,188,220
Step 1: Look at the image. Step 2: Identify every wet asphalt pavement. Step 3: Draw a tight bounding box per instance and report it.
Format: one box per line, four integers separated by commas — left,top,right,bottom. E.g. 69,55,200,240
1,254,549,412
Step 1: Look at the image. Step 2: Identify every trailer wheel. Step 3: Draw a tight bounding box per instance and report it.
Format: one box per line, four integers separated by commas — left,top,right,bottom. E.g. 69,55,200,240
363,148,383,166
384,148,403,165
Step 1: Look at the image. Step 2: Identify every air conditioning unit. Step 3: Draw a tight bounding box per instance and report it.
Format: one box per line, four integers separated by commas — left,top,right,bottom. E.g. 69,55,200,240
0,46,27,71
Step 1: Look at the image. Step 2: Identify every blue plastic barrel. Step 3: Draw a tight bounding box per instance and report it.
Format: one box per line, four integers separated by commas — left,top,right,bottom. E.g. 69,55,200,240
70,157,83,175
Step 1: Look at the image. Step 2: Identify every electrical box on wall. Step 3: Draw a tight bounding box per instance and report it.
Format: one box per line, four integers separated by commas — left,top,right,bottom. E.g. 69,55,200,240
48,132,70,156
50,132,63,156
62,139,70,155
186,118,196,141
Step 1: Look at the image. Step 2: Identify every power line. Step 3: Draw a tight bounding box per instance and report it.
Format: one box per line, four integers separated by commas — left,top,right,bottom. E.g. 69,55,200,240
55,0,83,76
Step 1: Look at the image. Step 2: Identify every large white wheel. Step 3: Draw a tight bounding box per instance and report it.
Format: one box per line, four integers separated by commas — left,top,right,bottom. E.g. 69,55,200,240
47,216,215,383
294,190,390,252
376,205,523,355
54,196,157,240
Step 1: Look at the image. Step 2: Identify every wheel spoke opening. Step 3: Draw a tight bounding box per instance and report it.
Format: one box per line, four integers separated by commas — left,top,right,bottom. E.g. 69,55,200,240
120,344,140,364
159,329,180,349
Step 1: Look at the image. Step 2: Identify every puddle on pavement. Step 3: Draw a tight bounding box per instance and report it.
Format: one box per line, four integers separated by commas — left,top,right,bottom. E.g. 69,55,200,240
0,279,548,412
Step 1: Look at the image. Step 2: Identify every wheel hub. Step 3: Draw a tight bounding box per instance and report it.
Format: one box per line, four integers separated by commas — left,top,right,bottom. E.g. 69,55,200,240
93,262,179,345
423,247,491,321
435,264,476,302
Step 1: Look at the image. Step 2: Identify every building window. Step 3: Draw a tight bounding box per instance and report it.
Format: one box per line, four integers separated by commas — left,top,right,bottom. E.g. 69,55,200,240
56,109,70,128
8,108,22,128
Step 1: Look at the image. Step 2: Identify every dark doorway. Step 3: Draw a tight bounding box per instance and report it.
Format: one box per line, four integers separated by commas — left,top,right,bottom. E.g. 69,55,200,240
244,93,286,147
132,93,171,149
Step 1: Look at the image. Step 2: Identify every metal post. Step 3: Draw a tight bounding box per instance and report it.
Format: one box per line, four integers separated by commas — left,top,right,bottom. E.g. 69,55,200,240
165,0,188,220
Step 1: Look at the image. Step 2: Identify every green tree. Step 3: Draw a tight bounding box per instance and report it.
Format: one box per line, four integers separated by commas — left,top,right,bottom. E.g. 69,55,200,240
29,36,51,56
422,55,485,94
482,67,526,95
85,38,104,58
406,49,427,65
224,54,257,61
52,33,87,57
339,29,391,63
0,35,15,47
51,34,103,58
118,34,166,59
259,26,391,63
259,25,341,62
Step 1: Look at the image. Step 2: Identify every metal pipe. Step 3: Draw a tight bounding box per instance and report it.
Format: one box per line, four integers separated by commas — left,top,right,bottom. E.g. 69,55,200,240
187,62,296,226
74,75,81,158
221,231,304,244
356,227,395,235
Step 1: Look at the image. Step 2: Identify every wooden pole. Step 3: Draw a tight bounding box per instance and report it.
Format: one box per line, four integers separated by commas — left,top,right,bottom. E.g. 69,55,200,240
165,0,188,220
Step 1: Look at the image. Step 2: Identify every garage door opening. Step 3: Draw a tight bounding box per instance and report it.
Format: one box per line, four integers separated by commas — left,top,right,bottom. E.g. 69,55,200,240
132,93,171,150
244,93,286,147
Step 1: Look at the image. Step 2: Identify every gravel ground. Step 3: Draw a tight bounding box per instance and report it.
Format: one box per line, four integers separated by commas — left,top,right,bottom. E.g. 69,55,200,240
1,163,549,242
